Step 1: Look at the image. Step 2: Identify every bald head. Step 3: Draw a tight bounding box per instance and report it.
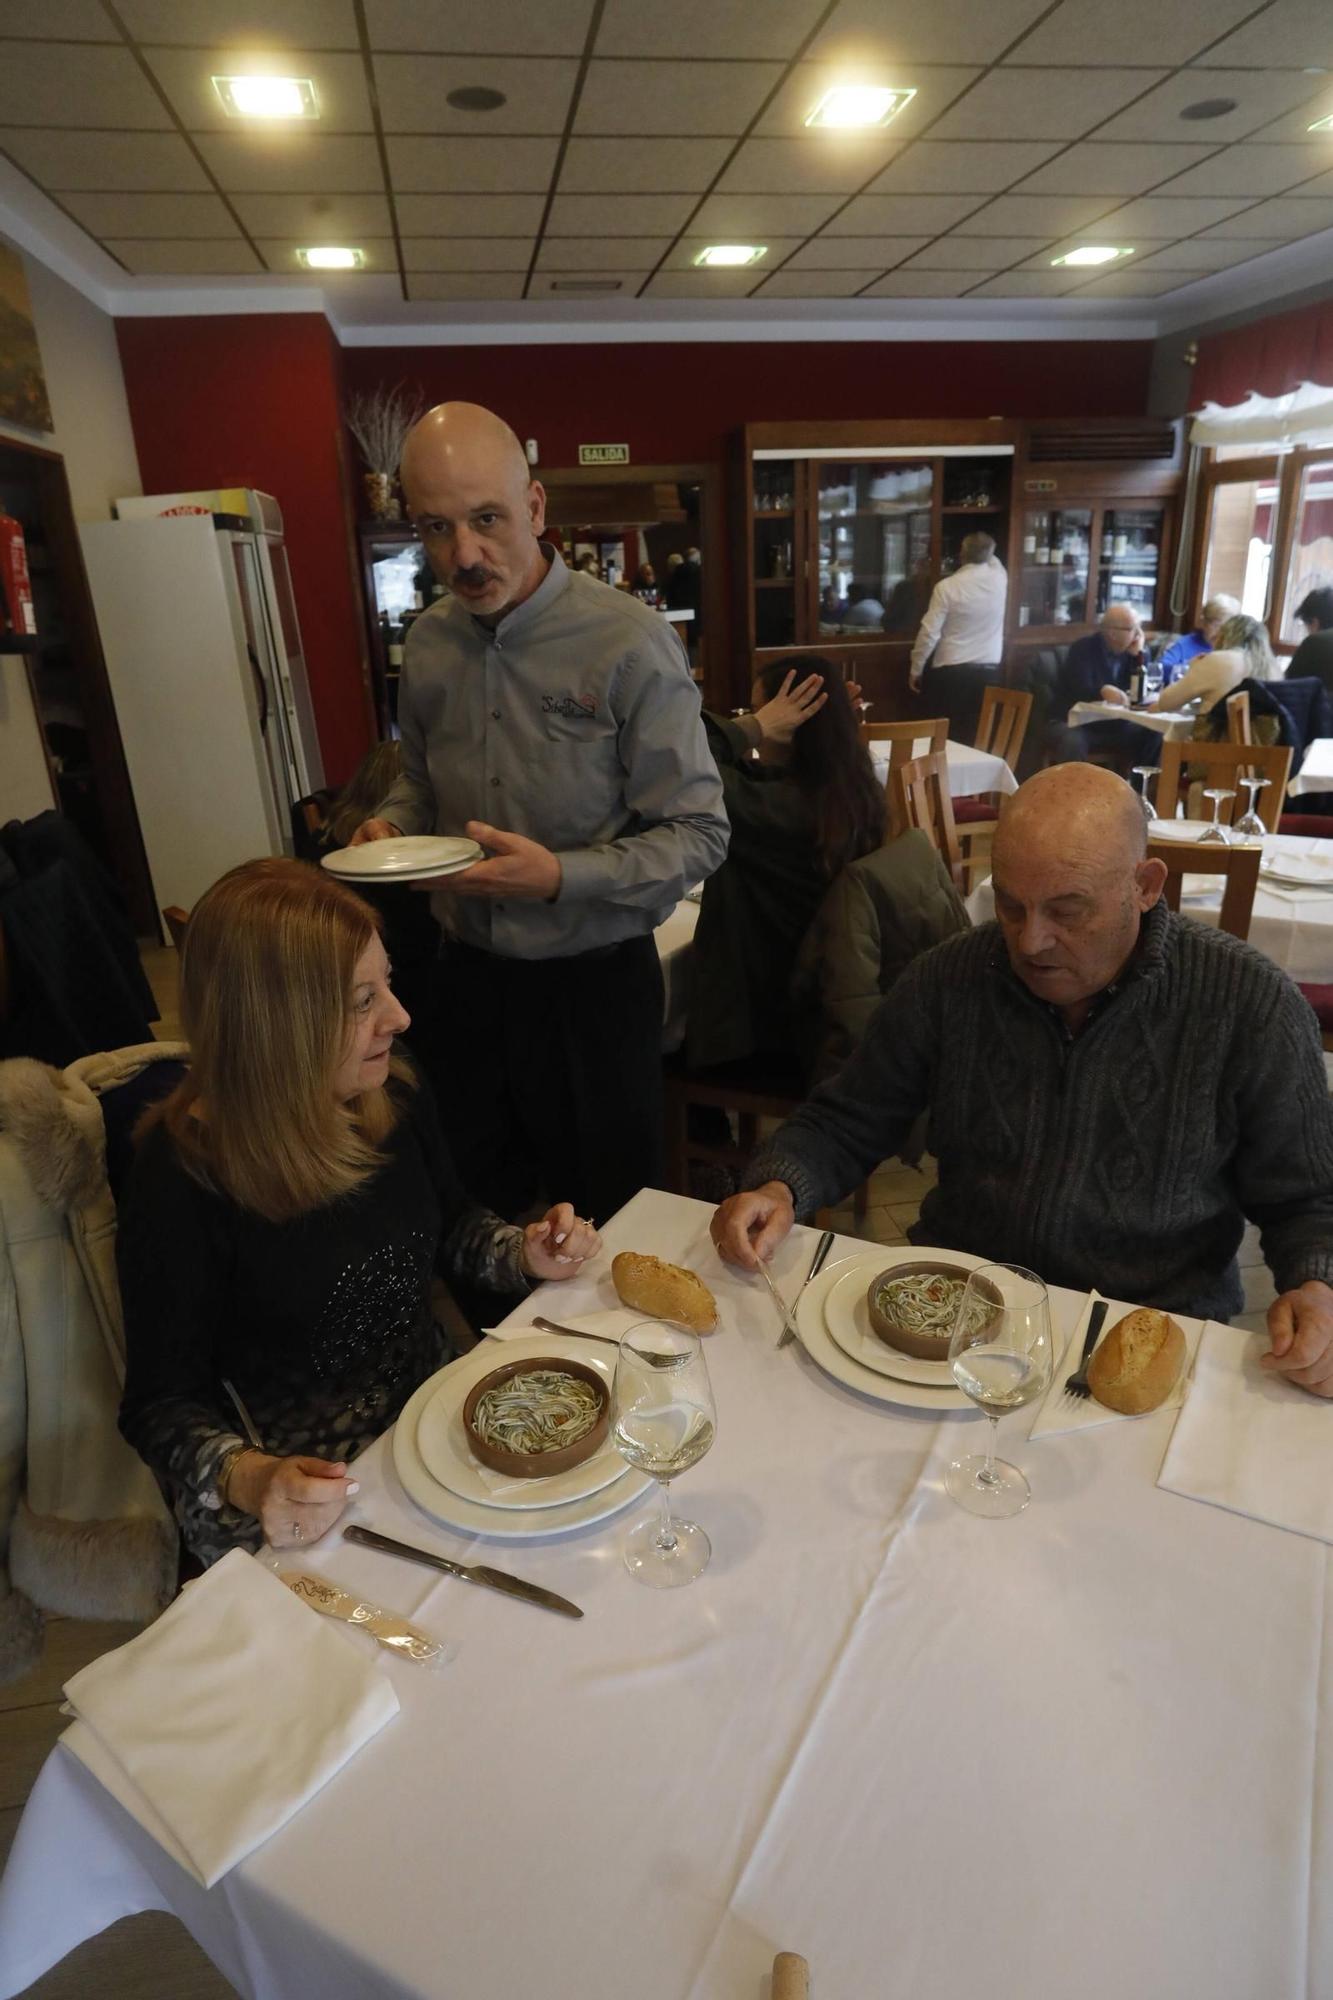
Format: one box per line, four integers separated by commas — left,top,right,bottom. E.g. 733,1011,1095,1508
994,763,1147,874
400,402,547,620
401,402,531,500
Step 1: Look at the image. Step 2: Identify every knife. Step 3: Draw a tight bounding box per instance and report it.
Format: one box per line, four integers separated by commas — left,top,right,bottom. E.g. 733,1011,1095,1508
776,1227,837,1350
342,1524,583,1619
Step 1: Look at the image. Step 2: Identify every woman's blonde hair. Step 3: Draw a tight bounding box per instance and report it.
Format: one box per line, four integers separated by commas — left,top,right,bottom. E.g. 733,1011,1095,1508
153,858,411,1220
1216,613,1278,681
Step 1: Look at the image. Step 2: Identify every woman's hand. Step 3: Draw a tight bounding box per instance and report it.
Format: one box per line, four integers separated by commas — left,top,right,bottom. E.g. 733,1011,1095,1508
521,1204,602,1281
1099,684,1130,706
226,1450,359,1548
755,669,828,744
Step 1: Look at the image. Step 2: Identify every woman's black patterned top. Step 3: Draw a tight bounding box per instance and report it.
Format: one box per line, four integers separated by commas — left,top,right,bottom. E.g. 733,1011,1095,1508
117,1080,528,1564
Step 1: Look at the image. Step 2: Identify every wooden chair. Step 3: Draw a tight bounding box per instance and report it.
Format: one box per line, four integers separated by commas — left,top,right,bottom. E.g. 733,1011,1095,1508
1147,839,1261,941
662,1061,863,1222
1155,740,1292,833
161,905,189,951
861,717,948,768
888,750,964,890
954,686,1033,889
1226,690,1252,745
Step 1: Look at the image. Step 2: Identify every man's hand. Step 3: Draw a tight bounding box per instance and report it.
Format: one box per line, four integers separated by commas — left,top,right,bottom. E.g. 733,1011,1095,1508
908,673,922,695
710,1182,796,1272
1099,684,1129,706
420,821,562,901
348,816,402,846
1260,1280,1333,1396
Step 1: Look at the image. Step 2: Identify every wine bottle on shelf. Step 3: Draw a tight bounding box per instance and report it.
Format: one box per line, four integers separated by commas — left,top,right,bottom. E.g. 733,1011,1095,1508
1023,519,1036,558
1101,526,1113,561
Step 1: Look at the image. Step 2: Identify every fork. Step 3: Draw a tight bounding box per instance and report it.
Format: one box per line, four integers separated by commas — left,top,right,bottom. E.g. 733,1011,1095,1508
1063,1298,1109,1401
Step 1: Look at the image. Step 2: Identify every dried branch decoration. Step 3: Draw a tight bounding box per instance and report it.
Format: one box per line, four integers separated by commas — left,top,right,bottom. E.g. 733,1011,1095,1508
345,383,426,474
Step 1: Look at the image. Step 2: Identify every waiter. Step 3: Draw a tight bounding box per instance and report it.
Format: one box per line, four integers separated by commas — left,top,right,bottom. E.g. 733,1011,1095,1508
908,532,1008,743
351,401,728,1225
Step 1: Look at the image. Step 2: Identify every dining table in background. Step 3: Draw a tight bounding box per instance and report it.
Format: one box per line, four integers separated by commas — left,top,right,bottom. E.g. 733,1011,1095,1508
867,736,1019,800
3,1187,1331,2000
1065,700,1196,741
1288,737,1333,798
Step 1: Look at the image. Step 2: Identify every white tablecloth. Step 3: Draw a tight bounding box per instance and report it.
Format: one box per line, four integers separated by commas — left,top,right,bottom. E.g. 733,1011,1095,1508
869,737,1019,798
656,898,698,1054
4,1189,1332,2000
1290,738,1333,799
1067,700,1195,741
968,831,1333,986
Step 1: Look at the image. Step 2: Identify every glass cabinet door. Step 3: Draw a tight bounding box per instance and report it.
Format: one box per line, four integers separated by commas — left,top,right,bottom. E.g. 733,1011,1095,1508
1096,506,1163,619
1016,507,1092,628
816,459,934,641
752,458,798,649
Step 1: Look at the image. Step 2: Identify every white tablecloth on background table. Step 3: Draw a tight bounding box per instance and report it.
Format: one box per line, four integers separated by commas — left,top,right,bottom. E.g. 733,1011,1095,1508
1067,700,1196,741
969,830,1333,985
655,898,698,1053
869,737,1018,798
4,1189,1332,2000
1289,737,1333,798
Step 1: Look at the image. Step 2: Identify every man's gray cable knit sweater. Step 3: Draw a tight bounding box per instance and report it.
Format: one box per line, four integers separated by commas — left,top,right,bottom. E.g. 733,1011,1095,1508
744,902,1333,1322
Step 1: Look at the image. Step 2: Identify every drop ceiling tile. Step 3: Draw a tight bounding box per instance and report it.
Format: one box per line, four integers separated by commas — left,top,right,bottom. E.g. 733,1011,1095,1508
902,235,1052,271
1015,142,1222,197
104,240,263,275
809,0,1050,64
719,135,904,195
953,193,1118,234
1006,0,1255,64
559,137,734,193
0,130,210,193
374,54,578,134
596,0,821,59
531,272,650,296
756,65,981,141
966,270,1089,297
546,192,698,234
405,193,547,233
255,237,399,271
61,191,241,237
1293,168,1333,200
0,44,171,129
866,141,1063,194
408,272,526,300
3,1,118,36
756,269,886,297
1131,238,1289,270
401,237,534,270
664,236,805,272
232,192,393,236
1150,144,1325,199
931,68,1164,143
120,0,358,41
1087,194,1259,236
1200,0,1333,69
1241,93,1333,144
388,137,559,192
195,134,385,194
366,0,595,53
784,235,931,269
536,237,673,270
1093,71,1325,144
576,60,781,137
861,270,975,297
646,267,771,297
826,191,988,234
690,192,844,235
145,49,372,133
1073,268,1200,296
1202,194,1333,238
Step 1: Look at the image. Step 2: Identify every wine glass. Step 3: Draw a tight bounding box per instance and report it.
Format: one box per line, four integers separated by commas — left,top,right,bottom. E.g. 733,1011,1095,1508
1233,774,1269,841
613,1321,716,1587
1198,787,1236,844
1131,764,1160,827
946,1265,1053,1519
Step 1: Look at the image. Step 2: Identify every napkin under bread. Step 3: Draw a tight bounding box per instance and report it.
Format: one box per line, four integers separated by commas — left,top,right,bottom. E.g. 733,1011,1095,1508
61,1548,399,1887
1029,1293,1204,1440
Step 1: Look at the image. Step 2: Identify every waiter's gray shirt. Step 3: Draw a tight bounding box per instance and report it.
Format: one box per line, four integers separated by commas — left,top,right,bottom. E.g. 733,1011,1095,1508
376,547,729,959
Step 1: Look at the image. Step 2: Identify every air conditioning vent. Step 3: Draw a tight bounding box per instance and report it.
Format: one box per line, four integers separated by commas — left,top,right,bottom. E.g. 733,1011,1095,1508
1026,422,1179,464
549,278,623,294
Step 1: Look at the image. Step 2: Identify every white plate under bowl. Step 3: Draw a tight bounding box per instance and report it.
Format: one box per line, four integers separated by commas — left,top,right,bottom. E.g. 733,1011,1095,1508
322,836,483,882
795,1256,976,1414
415,1351,627,1511
392,1336,652,1539
1261,855,1333,889
822,1250,988,1386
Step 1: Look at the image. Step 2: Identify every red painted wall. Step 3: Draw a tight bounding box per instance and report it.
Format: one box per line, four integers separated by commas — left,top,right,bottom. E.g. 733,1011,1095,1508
1194,299,1333,409
115,313,373,786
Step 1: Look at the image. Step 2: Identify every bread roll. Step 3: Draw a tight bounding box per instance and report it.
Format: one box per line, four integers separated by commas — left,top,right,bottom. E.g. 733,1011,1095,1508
1087,1307,1185,1415
612,1252,718,1333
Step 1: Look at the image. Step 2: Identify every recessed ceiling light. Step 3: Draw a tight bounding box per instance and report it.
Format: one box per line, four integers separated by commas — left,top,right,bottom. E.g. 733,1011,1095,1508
446,85,506,112
1052,245,1132,268
212,74,319,120
805,84,916,129
1309,113,1333,132
297,246,363,270
1179,97,1237,120
694,244,765,267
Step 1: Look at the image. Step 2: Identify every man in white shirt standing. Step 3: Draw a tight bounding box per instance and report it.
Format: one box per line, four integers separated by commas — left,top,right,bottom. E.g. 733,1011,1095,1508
908,532,1008,742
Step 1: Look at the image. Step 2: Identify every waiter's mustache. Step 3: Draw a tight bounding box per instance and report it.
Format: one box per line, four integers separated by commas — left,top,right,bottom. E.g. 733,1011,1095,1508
452,564,498,588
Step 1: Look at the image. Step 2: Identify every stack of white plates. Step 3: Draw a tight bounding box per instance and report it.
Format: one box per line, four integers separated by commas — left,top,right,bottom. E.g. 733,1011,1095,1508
322,835,483,884
392,1334,652,1539
1261,851,1333,890
792,1247,985,1415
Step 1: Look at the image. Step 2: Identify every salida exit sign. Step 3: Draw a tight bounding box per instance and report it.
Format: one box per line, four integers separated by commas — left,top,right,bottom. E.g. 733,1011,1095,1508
578,443,630,466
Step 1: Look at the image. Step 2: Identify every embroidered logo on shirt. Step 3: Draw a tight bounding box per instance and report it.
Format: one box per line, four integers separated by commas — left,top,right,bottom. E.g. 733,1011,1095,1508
541,692,598,720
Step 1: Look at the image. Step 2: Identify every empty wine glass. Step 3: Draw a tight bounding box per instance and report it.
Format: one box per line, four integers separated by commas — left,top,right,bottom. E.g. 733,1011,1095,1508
1131,764,1160,827
613,1321,716,1587
1233,774,1270,841
1198,787,1236,844
947,1265,1053,1519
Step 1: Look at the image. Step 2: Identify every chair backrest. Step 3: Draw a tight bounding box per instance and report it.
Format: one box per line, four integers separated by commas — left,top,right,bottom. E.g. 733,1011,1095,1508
1156,739,1292,831
1226,690,1252,744
161,905,189,952
888,750,963,886
862,717,948,767
1147,839,1261,941
975,685,1032,770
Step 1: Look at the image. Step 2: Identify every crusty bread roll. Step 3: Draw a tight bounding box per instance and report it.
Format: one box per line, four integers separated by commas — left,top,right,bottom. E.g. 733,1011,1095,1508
612,1252,718,1333
1087,1307,1185,1415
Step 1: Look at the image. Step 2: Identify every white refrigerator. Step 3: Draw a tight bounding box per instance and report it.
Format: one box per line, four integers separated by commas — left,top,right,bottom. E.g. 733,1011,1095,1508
81,489,326,925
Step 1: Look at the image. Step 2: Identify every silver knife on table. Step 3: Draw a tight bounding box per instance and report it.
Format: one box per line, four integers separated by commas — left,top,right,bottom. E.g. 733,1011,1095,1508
342,1524,583,1619
774,1227,838,1350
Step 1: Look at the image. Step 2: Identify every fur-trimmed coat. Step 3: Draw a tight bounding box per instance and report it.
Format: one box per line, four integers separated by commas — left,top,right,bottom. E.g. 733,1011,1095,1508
0,1045,181,1683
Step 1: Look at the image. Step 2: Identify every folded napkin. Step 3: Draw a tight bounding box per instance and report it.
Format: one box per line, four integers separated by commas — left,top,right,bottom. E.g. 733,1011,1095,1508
1259,882,1333,906
1158,1322,1333,1544
1029,1293,1204,1441
62,1548,399,1888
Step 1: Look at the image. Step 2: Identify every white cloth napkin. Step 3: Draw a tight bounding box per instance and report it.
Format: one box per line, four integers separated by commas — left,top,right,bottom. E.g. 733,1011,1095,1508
61,1549,399,1888
1158,1322,1333,1544
1029,1294,1203,1440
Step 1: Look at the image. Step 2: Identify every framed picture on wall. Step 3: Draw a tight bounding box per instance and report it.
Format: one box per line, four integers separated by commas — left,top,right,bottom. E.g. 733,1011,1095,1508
0,239,52,433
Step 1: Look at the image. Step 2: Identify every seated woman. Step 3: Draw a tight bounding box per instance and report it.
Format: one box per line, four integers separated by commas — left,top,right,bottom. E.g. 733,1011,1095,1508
1107,612,1279,715
117,858,598,1565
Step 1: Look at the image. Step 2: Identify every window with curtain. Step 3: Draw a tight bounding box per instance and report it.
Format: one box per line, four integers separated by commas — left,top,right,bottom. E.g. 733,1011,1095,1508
1201,475,1279,621
1281,459,1333,642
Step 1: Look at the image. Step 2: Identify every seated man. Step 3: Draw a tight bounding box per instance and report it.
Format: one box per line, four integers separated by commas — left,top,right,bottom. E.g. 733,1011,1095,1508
1049,603,1159,770
1291,587,1333,693
1157,593,1238,687
712,764,1333,1394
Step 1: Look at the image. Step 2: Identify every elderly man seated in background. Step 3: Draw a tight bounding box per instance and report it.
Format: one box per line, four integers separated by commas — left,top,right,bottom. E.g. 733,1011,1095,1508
1156,593,1240,686
1049,602,1159,768
712,764,1333,1394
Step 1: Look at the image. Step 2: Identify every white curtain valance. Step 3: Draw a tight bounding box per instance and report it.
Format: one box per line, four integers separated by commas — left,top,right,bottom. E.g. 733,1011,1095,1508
1190,379,1333,451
